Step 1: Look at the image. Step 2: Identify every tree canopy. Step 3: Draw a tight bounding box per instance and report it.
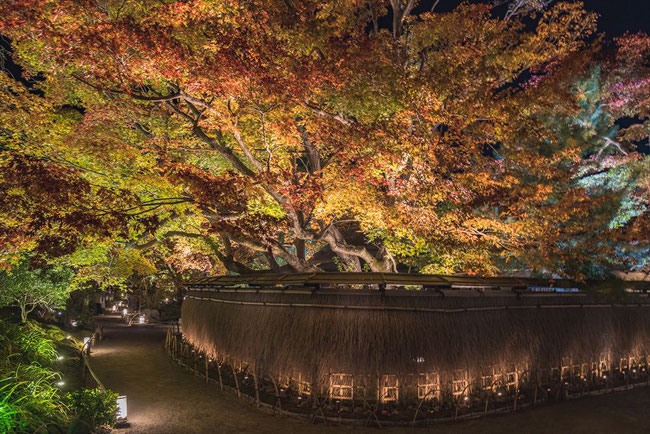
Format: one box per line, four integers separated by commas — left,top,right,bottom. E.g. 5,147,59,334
1,0,649,280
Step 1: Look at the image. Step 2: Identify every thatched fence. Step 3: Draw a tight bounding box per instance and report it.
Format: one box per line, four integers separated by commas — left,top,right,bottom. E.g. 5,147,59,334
170,273,650,425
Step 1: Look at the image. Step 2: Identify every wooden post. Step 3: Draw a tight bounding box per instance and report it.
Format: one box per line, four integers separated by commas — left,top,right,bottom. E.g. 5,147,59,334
232,365,241,398
217,362,224,391
193,350,197,375
80,352,87,383
205,354,209,384
252,368,261,407
271,376,282,411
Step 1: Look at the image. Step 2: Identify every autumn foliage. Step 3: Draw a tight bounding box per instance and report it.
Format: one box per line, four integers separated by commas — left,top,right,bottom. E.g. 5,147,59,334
0,0,649,278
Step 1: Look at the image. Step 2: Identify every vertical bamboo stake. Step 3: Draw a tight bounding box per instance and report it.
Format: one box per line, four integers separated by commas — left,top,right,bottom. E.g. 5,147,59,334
217,361,224,391
271,376,282,411
232,365,241,398
80,353,87,383
205,354,209,384
253,368,261,407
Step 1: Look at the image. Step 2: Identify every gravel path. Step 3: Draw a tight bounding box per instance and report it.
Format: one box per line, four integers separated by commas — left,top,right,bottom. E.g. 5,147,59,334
91,314,650,434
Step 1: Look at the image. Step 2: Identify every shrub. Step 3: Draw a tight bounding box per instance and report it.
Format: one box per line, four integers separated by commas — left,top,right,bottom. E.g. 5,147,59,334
0,364,69,433
0,318,112,433
65,389,117,429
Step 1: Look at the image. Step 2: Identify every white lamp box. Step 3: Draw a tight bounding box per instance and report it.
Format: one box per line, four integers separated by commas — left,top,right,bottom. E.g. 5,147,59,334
116,395,128,421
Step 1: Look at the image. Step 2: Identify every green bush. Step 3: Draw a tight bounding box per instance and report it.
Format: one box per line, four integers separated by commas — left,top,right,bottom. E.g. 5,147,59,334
0,319,69,432
0,318,117,433
0,364,69,433
65,389,117,429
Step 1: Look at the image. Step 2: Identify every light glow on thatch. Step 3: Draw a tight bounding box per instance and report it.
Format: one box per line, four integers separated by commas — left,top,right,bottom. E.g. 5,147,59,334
180,285,650,403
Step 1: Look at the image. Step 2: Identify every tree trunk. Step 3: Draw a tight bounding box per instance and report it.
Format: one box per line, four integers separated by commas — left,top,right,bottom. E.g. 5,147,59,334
19,304,28,323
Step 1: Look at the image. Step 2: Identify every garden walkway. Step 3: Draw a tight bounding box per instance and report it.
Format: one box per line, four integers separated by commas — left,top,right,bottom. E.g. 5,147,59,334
91,314,650,433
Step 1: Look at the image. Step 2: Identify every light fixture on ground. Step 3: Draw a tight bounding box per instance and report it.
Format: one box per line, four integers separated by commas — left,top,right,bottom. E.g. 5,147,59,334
116,395,128,422
138,315,145,324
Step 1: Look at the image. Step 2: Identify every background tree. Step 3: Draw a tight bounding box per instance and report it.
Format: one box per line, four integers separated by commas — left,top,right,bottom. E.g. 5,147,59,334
0,261,72,322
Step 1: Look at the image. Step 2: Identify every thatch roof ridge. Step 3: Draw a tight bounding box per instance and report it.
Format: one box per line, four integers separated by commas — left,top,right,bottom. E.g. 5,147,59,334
186,272,650,291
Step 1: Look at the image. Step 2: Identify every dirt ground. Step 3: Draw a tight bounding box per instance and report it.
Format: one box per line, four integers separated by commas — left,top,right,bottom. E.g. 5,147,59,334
91,314,650,434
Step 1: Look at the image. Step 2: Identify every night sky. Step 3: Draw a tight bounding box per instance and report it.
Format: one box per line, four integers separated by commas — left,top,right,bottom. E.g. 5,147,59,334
415,0,650,36
584,0,650,35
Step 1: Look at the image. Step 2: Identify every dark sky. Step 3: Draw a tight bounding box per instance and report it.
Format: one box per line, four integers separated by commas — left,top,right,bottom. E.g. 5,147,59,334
579,0,649,35
416,0,650,36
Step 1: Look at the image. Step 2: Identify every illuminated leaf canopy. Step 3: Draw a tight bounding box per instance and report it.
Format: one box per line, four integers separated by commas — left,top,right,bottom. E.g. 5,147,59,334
1,0,649,279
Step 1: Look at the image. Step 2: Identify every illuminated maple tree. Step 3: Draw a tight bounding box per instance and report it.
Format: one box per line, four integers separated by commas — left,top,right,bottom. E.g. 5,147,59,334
0,0,648,277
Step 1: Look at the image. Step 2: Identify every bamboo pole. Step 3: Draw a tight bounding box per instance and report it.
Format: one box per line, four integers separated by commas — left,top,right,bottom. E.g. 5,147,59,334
205,354,209,383
186,293,650,313
252,368,261,407
217,362,224,391
232,365,241,398
270,376,282,411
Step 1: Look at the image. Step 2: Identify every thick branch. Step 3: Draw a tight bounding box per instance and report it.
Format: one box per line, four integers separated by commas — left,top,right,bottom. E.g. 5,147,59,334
297,124,322,173
389,0,416,38
303,100,353,126
191,124,258,177
321,226,395,272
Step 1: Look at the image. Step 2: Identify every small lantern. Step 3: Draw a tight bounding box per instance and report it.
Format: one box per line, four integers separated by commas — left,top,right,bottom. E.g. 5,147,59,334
116,395,128,421
122,308,128,316
138,315,145,324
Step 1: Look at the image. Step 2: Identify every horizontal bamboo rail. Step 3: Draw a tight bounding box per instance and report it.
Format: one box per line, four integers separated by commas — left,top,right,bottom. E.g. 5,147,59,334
185,294,650,314
81,351,105,391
